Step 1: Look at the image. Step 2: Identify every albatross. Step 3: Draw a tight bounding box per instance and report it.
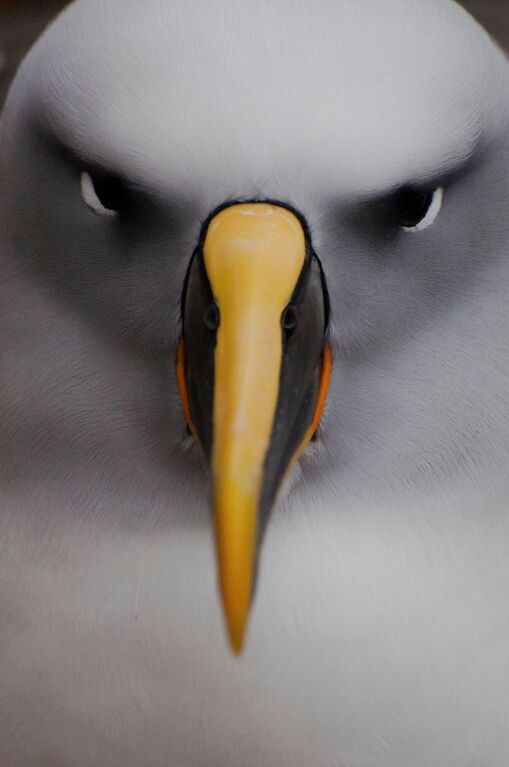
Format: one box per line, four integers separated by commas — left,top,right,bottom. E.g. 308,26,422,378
1,0,509,764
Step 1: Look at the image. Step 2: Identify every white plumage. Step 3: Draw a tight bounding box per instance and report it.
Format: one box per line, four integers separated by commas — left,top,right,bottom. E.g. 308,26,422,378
1,1,509,765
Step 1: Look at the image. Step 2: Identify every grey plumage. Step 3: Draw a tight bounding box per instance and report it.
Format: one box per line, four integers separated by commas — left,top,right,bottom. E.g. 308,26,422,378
1,1,509,765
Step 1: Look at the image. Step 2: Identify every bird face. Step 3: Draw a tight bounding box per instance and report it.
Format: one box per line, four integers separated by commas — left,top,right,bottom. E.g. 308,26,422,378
2,0,509,652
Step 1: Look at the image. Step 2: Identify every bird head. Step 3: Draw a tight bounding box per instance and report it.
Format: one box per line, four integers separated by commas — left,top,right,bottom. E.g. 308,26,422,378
1,0,509,653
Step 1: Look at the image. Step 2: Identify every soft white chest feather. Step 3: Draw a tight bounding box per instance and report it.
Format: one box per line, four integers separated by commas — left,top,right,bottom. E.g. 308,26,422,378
1,490,508,767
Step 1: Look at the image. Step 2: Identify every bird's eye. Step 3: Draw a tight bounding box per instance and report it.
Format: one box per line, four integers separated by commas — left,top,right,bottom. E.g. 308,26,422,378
80,170,126,216
397,187,443,232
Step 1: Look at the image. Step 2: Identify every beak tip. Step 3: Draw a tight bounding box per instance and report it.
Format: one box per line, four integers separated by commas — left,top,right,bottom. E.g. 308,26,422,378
224,609,249,656
228,631,246,656
220,589,251,656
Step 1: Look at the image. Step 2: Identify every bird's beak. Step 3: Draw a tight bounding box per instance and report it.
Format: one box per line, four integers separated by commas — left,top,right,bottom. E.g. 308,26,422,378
178,202,331,653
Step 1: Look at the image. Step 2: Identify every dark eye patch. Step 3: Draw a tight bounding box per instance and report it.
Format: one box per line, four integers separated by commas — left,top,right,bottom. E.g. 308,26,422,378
394,187,435,229
89,170,129,213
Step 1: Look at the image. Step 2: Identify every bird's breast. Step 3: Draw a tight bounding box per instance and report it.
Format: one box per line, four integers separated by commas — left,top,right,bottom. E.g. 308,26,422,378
1,488,508,767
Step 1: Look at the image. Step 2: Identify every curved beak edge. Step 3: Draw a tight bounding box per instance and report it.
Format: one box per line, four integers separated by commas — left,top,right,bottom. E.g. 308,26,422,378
177,203,331,654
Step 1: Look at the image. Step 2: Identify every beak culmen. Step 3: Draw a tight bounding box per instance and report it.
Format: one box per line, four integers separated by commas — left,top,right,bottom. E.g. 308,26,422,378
177,202,331,653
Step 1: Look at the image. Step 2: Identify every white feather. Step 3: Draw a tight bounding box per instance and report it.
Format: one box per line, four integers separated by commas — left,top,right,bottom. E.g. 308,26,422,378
1,2,509,766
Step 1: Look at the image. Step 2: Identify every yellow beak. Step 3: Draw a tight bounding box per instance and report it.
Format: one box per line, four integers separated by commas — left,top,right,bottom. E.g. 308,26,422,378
203,203,307,653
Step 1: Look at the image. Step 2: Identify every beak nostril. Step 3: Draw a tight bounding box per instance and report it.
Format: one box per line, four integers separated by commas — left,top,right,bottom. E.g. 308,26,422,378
281,305,298,332
203,304,220,331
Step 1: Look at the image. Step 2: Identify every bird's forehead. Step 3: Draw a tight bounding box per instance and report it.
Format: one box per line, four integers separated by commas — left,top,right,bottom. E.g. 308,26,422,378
21,0,509,201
